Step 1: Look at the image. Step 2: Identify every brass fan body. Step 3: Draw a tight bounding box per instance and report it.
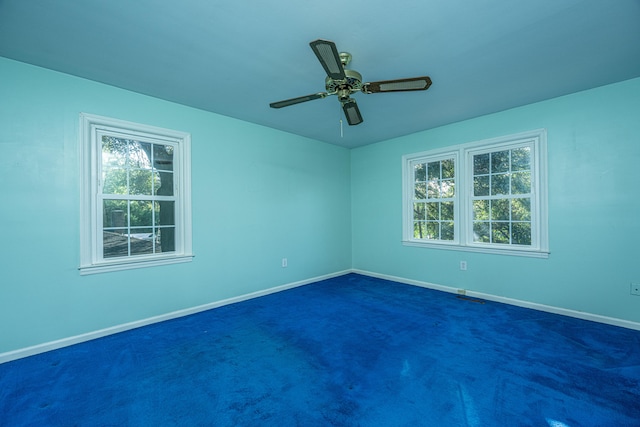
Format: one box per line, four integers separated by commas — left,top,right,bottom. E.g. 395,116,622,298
325,69,363,102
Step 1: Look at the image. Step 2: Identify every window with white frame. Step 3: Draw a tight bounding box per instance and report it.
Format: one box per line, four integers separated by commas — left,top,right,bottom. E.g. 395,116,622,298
80,114,193,274
402,129,548,257
411,153,458,243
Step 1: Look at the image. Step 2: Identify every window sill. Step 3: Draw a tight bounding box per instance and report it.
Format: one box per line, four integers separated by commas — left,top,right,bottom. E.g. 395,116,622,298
79,254,194,275
402,240,549,259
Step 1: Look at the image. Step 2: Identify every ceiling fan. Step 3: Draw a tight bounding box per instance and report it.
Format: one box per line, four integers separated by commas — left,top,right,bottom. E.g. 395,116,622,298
270,39,432,126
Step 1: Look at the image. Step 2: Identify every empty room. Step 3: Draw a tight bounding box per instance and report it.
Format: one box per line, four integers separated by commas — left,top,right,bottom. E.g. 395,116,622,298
1,0,639,425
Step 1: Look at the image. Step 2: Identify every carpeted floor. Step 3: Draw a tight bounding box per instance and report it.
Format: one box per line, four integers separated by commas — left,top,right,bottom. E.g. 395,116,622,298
1,273,639,426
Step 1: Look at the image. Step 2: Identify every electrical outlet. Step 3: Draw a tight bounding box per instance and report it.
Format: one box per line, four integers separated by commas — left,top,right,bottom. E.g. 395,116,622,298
282,258,287,268
460,261,467,271
631,283,640,296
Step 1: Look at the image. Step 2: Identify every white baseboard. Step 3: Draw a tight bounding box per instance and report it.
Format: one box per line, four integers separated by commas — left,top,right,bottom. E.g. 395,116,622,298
0,270,351,364
352,269,640,331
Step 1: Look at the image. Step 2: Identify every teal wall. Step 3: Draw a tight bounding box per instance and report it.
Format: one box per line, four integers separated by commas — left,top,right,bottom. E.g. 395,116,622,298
1,55,639,355
0,58,352,353
351,77,640,323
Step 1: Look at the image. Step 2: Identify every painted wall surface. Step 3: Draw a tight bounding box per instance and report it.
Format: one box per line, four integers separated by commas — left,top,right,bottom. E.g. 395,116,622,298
351,77,640,323
0,58,352,354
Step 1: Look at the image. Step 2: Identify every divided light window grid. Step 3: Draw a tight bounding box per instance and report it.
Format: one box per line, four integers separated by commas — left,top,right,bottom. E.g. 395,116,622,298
402,130,548,257
412,155,457,242
469,145,533,246
100,135,176,259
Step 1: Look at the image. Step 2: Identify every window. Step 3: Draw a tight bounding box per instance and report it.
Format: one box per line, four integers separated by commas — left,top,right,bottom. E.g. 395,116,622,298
403,129,548,257
80,114,193,274
411,154,458,243
469,145,533,246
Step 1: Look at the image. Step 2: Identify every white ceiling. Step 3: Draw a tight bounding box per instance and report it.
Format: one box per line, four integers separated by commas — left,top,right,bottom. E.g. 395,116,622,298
1,0,639,148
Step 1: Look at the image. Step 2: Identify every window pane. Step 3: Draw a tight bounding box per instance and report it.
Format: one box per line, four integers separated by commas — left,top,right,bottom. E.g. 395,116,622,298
442,159,455,178
474,153,489,175
414,183,426,199
103,200,128,228
511,198,531,221
474,176,489,196
129,227,154,255
153,144,174,171
426,202,439,220
426,222,439,239
156,171,174,196
491,199,510,221
511,147,530,171
441,222,454,240
130,200,153,227
427,162,440,180
102,168,128,195
153,171,161,195
427,180,440,198
441,202,454,221
511,171,531,194
414,222,426,239
491,173,509,195
129,169,153,195
441,179,455,198
129,227,154,243
491,150,510,173
129,141,152,169
101,136,127,168
492,222,510,244
473,222,490,243
103,230,128,258
414,163,426,182
413,203,426,220
158,227,175,252
512,223,532,245
473,200,489,220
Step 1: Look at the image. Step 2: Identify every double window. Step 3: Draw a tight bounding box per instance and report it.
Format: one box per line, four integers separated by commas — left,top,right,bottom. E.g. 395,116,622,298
80,114,193,274
403,130,548,257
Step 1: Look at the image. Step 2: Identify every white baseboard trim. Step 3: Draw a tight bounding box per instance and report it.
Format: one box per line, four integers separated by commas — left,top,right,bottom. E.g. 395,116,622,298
352,269,640,331
0,270,351,364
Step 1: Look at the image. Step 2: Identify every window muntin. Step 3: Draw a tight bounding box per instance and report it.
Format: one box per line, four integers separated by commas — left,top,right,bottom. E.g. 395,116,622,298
402,130,547,257
80,114,193,274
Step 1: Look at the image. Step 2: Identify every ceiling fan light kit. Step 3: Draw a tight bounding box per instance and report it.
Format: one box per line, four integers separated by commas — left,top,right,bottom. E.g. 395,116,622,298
270,39,432,126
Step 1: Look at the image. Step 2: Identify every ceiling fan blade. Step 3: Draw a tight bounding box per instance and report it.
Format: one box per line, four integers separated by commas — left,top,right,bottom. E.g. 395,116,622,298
342,99,363,126
363,76,432,93
270,93,328,109
310,39,346,81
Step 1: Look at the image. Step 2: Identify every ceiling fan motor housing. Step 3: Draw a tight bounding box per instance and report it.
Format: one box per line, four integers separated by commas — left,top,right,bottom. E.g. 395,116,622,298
325,69,363,101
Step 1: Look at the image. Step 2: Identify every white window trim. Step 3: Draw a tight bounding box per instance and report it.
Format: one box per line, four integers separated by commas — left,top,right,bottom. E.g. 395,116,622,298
79,113,193,275
402,129,549,258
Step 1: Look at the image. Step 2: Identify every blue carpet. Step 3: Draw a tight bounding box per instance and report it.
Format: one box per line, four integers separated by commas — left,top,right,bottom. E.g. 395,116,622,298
1,273,639,426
